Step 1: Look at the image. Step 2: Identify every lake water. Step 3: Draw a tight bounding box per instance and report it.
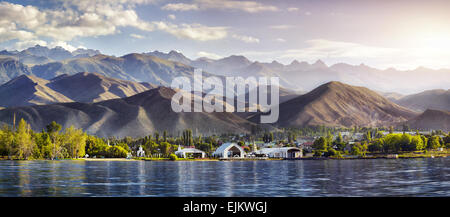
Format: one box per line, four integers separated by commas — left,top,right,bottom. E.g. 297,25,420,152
0,158,448,197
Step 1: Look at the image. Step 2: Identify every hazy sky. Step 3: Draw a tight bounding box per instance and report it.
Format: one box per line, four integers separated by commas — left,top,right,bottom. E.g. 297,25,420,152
1,0,450,70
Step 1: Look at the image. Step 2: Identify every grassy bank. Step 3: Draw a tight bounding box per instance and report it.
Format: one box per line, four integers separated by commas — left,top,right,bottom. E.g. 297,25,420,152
300,149,449,160
1,150,448,161
134,157,219,161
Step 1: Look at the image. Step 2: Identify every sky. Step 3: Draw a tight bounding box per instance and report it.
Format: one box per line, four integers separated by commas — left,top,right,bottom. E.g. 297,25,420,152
1,0,450,70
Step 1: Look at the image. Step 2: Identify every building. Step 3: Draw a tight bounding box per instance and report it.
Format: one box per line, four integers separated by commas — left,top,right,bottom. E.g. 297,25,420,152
255,147,303,159
175,147,206,158
212,143,245,158
136,146,145,157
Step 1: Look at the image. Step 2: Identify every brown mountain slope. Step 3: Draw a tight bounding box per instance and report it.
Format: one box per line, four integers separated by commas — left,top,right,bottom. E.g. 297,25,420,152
0,87,262,137
394,89,450,112
253,81,417,127
0,72,155,107
48,72,154,102
0,75,73,107
406,109,450,131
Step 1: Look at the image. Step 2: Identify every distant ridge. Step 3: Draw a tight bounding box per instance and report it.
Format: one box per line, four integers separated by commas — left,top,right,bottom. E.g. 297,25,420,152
406,109,450,131
48,72,154,102
393,89,450,112
0,72,154,107
0,87,263,137
0,74,72,106
0,46,449,94
253,81,417,128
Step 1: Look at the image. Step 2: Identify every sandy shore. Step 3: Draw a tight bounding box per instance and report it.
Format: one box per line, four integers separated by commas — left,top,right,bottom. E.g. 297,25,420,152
82,158,136,161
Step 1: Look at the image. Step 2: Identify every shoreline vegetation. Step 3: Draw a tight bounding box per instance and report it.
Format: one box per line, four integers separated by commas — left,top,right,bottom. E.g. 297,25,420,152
0,119,449,162
1,150,448,162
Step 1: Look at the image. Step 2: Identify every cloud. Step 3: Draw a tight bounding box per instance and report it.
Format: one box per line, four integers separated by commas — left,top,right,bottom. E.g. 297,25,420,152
10,39,48,51
0,1,154,42
305,11,312,16
153,22,228,41
0,2,44,42
130,33,145,39
0,0,229,49
232,34,260,43
269,25,294,30
197,51,223,59
162,3,200,11
48,41,81,52
0,24,36,43
281,39,400,60
9,40,84,52
238,39,450,70
287,7,299,12
275,38,286,42
162,0,278,13
168,14,176,20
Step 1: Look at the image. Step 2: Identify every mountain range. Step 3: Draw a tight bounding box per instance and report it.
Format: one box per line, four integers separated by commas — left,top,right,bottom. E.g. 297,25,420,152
0,45,448,136
392,89,450,112
1,45,449,95
0,45,100,64
0,87,261,137
0,78,447,137
0,72,155,107
144,50,450,94
407,109,450,131
1,46,218,87
251,81,418,128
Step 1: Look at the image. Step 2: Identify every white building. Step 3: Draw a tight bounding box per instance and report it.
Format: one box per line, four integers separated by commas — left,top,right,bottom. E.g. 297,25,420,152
212,143,245,158
255,147,302,159
175,147,206,158
136,146,145,157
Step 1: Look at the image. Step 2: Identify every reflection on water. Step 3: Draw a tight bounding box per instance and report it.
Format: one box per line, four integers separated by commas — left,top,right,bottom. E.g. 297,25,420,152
0,158,448,197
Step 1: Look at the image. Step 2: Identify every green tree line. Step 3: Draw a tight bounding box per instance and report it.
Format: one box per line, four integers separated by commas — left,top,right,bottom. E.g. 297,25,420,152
312,130,450,158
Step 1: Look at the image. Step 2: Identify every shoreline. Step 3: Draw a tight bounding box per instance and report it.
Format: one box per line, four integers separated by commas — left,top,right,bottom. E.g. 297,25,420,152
0,154,447,162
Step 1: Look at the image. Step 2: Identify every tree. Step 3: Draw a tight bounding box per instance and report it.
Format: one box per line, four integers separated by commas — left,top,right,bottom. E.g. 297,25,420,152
363,131,372,142
350,142,367,157
443,133,450,148
115,142,130,153
333,132,346,151
14,119,35,160
427,136,441,150
106,146,128,158
154,131,160,143
399,133,412,151
46,121,62,135
326,131,333,145
159,142,172,157
383,134,402,153
63,126,87,158
402,124,410,132
163,130,168,142
197,142,213,154
188,131,194,146
85,136,108,157
35,132,53,159
369,139,384,153
46,121,62,160
169,153,178,161
312,137,328,156
410,135,425,151
0,125,14,158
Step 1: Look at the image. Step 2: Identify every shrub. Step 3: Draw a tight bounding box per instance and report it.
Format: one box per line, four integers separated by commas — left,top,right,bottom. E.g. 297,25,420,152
169,153,178,161
313,150,323,157
323,148,337,157
106,146,128,158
